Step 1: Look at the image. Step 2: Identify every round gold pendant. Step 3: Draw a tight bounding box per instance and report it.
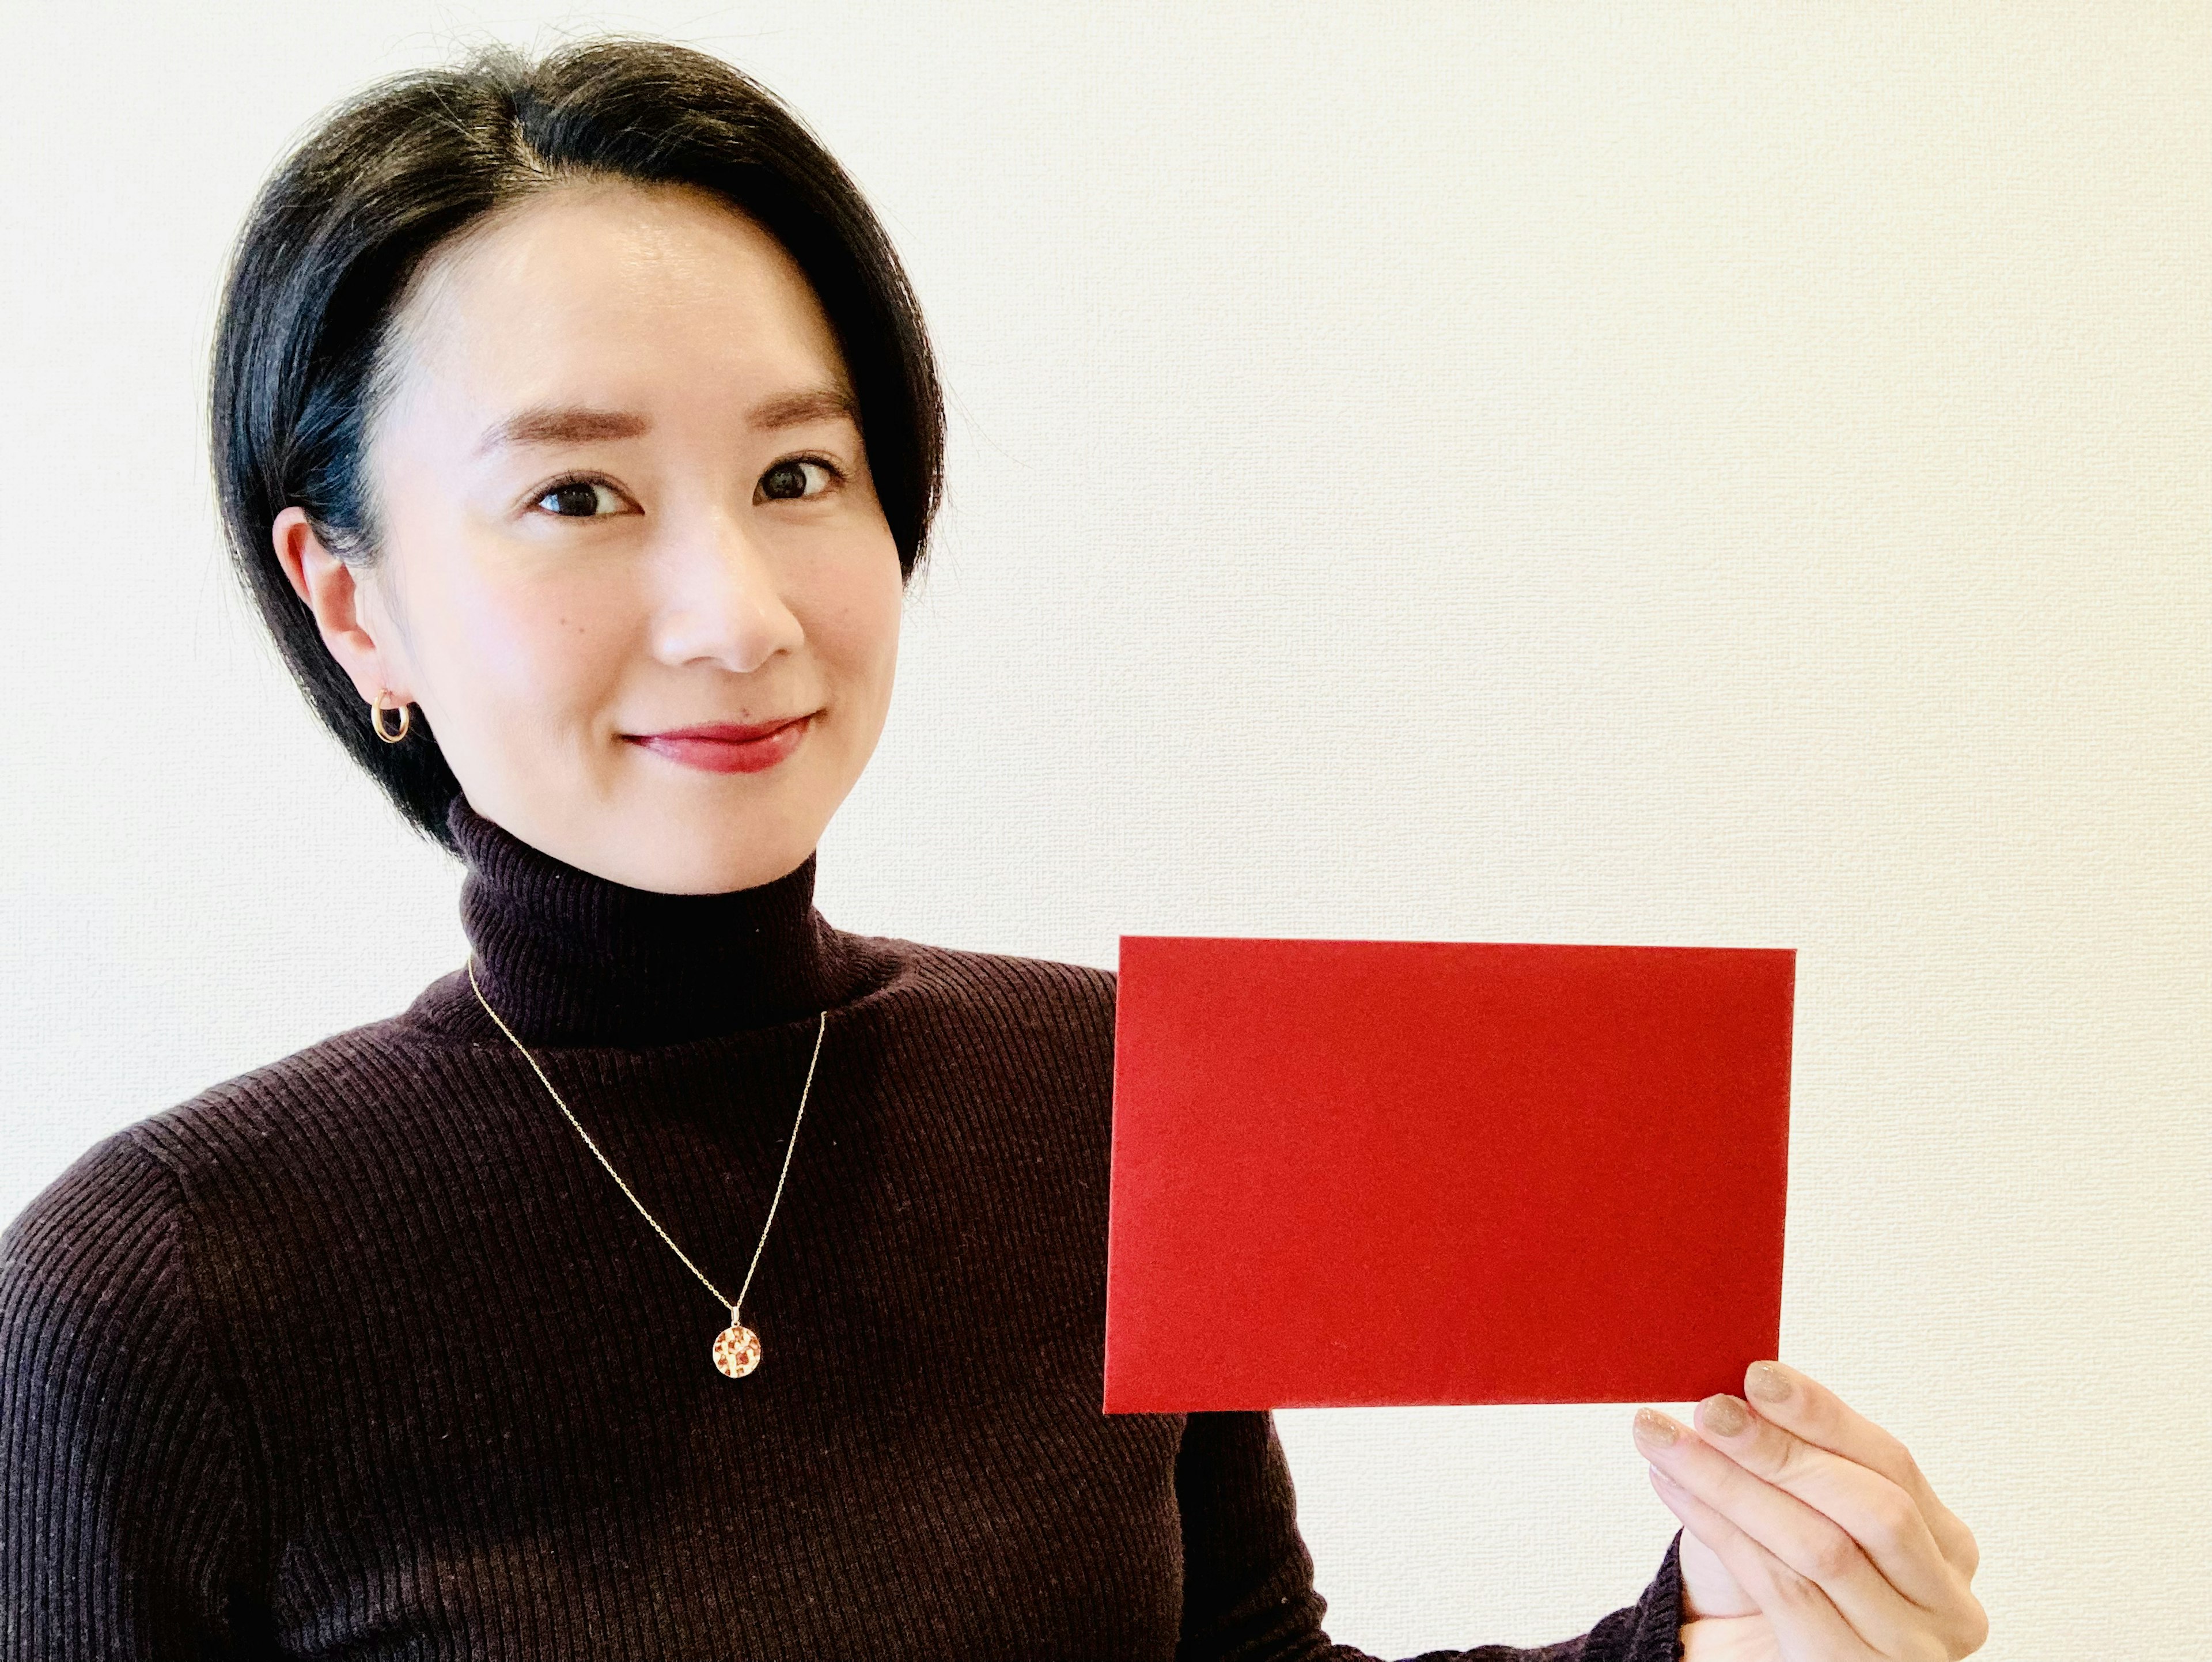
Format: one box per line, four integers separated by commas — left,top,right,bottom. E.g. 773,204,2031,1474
713,1321,762,1379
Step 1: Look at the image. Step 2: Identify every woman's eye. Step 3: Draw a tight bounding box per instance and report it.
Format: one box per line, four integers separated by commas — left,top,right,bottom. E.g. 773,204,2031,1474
757,459,835,502
532,479,625,518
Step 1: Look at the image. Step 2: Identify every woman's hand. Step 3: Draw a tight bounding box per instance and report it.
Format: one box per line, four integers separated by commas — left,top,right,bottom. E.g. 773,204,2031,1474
1630,1360,1985,1661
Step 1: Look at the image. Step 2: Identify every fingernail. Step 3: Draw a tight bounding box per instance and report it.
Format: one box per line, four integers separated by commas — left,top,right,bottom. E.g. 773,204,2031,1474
1633,1407,1680,1448
1699,1393,1751,1436
1748,1361,1791,1404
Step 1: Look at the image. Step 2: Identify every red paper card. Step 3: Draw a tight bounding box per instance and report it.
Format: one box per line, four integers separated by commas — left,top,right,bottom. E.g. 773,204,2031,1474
1104,937,1793,1412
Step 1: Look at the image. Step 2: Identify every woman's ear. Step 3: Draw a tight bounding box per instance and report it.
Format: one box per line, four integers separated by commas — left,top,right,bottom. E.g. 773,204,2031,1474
271,506,410,705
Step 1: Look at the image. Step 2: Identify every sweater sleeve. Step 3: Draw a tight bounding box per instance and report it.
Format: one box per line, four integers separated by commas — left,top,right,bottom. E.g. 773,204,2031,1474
0,1129,264,1660
1173,1409,1684,1662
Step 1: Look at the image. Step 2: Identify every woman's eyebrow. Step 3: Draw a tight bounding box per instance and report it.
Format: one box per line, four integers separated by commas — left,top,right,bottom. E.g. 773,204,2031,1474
474,389,855,455
475,406,649,454
749,387,858,431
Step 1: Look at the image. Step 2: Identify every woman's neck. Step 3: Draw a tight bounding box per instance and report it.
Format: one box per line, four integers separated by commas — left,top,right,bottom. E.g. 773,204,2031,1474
448,794,885,1046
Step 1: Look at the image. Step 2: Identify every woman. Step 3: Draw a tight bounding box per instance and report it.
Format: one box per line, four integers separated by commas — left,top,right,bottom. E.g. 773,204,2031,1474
0,39,1984,1662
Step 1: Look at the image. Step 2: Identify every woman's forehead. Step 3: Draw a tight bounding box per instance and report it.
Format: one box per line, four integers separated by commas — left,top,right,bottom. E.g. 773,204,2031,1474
385,180,846,418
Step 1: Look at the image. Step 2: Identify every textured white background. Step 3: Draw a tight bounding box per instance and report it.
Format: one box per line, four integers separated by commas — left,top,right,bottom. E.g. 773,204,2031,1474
1,3,2203,1657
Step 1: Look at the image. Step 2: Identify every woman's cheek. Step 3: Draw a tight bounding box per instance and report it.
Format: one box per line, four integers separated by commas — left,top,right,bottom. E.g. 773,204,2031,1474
458,578,631,751
834,540,906,697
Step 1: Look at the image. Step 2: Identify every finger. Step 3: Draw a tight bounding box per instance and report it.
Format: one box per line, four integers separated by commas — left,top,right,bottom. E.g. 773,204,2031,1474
1637,1409,1933,1659
1678,1615,1779,1661
1694,1390,1961,1616
1746,1361,1979,1577
1648,1466,1880,1662
1675,1521,1759,1619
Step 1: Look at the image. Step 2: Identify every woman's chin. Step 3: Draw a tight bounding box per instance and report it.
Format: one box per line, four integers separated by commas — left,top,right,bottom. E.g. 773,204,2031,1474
590,805,821,896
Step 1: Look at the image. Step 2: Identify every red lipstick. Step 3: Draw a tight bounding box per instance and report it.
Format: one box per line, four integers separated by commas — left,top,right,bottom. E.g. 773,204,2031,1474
627,715,812,774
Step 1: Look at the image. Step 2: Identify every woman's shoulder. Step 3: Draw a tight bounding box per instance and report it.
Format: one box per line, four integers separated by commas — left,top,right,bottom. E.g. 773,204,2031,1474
842,929,1118,1039
12,1013,438,1236
835,934,1122,1120
2,1121,179,1282
0,1120,227,1418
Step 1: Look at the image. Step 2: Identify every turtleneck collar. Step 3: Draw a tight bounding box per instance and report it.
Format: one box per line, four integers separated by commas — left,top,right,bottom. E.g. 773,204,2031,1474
441,794,889,1047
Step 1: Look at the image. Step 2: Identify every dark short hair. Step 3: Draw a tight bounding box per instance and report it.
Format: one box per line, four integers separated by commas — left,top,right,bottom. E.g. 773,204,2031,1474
210,39,945,850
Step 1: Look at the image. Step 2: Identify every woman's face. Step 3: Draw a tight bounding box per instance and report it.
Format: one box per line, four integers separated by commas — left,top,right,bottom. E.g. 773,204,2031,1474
276,179,904,894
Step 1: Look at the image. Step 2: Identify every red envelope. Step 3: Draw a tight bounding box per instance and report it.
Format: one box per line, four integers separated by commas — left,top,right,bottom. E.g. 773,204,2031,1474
1104,937,1793,1412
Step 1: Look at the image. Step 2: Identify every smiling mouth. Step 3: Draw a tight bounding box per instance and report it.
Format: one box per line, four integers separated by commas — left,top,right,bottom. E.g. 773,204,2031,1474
624,714,813,774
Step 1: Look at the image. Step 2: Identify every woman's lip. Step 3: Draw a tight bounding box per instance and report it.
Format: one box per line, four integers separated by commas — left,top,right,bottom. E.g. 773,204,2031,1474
625,714,812,774
640,718,810,742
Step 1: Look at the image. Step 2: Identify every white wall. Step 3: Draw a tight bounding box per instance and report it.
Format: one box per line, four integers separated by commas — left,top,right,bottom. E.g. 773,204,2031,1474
2,3,2203,1656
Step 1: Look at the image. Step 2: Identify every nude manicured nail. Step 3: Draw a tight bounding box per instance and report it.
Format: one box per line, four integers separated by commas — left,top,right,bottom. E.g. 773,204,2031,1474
1699,1393,1750,1436
1633,1407,1680,1447
1748,1361,1791,1404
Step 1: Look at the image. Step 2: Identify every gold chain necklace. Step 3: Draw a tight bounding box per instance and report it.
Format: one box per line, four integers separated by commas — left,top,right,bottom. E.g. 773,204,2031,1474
466,956,828,1379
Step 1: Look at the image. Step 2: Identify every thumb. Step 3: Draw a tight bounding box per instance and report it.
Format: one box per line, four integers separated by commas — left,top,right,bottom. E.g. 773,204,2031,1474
1674,1509,1758,1619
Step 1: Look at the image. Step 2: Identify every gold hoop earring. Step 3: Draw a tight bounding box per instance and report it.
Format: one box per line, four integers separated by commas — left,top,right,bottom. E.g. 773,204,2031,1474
370,691,412,744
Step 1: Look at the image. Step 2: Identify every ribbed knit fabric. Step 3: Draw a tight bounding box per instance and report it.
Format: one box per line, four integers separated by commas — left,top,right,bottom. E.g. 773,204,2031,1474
2,796,1685,1661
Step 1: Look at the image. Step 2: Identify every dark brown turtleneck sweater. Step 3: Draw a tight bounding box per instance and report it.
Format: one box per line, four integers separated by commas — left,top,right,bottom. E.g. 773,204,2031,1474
2,797,1684,1660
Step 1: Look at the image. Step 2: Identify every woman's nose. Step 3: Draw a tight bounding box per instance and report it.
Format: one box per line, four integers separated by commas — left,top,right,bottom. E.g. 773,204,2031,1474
646,505,804,673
